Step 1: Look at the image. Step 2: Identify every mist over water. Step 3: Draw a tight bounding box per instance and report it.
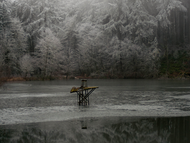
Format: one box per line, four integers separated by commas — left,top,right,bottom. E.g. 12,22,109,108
0,79,190,142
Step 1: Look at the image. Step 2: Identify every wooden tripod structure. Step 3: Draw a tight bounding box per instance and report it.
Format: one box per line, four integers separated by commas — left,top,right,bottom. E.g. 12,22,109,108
70,79,98,106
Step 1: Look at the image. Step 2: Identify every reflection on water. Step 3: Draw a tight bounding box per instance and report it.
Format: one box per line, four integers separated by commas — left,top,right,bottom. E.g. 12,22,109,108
0,116,190,143
1,80,190,142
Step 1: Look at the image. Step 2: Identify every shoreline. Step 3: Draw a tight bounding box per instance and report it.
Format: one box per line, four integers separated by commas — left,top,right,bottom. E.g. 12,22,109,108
1,113,190,126
0,74,189,83
0,105,190,126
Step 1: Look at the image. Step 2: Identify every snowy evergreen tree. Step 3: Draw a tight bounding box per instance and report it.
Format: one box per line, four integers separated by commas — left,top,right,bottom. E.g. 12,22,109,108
33,28,62,77
155,0,187,27
12,0,63,52
19,54,34,78
2,0,188,78
0,0,26,76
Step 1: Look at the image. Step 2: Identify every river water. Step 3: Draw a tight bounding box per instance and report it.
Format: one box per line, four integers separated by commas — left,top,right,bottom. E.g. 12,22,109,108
0,79,190,142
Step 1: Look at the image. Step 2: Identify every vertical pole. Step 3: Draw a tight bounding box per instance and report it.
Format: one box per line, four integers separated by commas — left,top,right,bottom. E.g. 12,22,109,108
78,92,80,106
85,90,87,105
82,89,84,106
77,92,78,105
87,90,89,105
88,92,89,105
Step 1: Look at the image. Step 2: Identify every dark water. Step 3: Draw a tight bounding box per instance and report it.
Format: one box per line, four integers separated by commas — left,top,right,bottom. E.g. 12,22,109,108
0,79,190,143
0,116,190,143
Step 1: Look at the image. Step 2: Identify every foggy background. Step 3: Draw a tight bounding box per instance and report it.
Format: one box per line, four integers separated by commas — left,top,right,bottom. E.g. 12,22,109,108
0,0,190,79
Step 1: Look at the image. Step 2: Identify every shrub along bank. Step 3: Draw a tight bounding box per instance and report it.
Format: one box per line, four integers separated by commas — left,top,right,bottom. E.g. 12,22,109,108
159,51,190,79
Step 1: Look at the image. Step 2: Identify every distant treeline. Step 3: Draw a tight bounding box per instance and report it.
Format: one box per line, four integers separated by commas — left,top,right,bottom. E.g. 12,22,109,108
0,0,190,80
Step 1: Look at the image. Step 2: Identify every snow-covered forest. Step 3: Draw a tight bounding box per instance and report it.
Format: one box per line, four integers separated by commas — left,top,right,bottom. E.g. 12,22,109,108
0,0,190,79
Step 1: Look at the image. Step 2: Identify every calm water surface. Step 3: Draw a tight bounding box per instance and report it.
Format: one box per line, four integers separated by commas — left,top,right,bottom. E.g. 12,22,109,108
0,79,190,143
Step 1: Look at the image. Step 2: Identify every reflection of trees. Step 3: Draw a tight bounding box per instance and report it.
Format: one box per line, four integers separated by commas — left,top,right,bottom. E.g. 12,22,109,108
99,119,162,143
13,128,65,143
100,117,190,143
1,117,190,143
0,129,14,143
157,117,190,143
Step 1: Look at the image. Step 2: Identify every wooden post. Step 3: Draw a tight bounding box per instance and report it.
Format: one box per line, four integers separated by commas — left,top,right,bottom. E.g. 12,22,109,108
76,88,96,106
70,79,98,106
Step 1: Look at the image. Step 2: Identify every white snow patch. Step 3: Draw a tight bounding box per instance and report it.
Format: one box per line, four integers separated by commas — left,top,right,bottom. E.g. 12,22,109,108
173,95,190,100
0,104,189,125
0,93,68,99
139,100,160,104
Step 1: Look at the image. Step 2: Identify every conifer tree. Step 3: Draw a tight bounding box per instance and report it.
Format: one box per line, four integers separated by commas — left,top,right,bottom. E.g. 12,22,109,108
12,0,63,52
0,0,26,76
34,28,62,77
